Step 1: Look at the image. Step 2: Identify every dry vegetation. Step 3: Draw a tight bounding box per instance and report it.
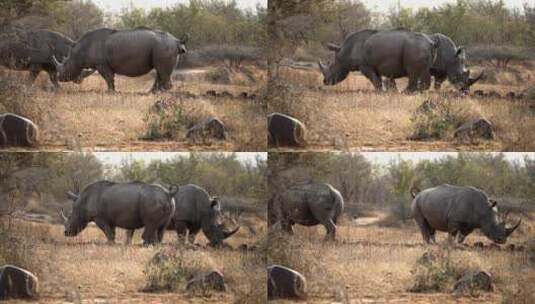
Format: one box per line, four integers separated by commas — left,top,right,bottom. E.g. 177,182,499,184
268,211,535,303
0,214,267,303
268,64,535,152
0,65,266,152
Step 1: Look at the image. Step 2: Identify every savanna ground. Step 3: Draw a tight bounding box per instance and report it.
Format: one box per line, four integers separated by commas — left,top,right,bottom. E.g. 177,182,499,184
0,64,266,152
268,63,535,152
268,210,535,304
0,213,266,304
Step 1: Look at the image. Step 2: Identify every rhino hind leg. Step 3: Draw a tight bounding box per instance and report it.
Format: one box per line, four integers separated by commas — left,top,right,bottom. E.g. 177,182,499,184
413,213,434,244
142,225,159,245
322,218,337,241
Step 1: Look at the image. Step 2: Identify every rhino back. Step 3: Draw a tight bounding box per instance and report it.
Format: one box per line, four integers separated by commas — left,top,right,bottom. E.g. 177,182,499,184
280,183,339,225
98,182,145,228
337,29,378,70
416,184,489,231
72,28,117,66
174,184,212,224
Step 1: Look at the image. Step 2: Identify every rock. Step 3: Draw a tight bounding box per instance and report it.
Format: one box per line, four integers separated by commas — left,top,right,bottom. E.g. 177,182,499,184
268,113,306,147
454,118,494,140
239,92,248,99
473,241,485,248
453,270,493,294
186,118,227,141
186,271,226,292
0,113,39,147
217,91,233,98
0,265,39,300
267,265,306,299
473,90,486,97
505,92,516,100
487,90,501,99
205,90,217,97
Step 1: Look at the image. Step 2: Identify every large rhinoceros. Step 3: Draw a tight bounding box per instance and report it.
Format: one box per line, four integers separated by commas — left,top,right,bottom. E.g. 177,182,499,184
166,184,240,247
61,181,178,245
410,184,521,244
319,29,482,92
268,183,344,240
0,28,94,89
52,27,187,93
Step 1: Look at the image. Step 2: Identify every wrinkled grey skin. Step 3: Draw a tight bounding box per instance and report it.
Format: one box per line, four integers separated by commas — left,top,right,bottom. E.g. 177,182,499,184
166,184,240,247
320,30,482,92
61,181,178,245
53,27,187,93
269,183,344,240
0,29,94,89
410,184,521,245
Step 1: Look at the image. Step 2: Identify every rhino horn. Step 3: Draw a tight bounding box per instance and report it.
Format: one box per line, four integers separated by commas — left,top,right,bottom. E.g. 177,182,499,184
326,43,341,52
318,61,327,74
52,55,62,68
466,71,484,87
66,191,79,201
60,209,68,222
222,225,240,239
505,219,521,237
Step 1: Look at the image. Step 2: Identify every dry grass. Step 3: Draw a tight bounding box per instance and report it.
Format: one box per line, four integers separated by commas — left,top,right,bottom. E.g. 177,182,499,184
269,65,535,152
1,215,266,303
0,65,266,152
267,212,535,303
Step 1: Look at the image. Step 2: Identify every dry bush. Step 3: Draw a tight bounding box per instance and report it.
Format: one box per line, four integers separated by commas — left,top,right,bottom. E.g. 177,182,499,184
0,217,51,277
410,99,481,141
142,246,216,293
0,71,45,125
232,234,267,304
408,247,475,293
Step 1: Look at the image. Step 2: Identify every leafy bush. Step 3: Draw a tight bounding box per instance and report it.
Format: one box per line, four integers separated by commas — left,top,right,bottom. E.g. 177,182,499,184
409,248,467,293
409,99,475,140
143,247,209,292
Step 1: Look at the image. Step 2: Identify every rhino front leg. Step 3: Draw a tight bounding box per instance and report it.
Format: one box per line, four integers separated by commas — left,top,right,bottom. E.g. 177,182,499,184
434,75,446,90
96,64,115,92
125,229,135,245
96,219,116,244
360,65,383,91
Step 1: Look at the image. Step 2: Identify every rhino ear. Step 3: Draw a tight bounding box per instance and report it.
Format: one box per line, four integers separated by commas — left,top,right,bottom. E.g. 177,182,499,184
211,197,220,210
456,46,465,57
489,199,497,208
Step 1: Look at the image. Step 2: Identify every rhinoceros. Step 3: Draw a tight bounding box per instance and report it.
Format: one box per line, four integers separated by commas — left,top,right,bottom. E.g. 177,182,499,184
61,181,178,245
0,28,94,88
319,29,482,92
268,183,344,240
410,184,521,244
52,27,187,92
166,184,240,247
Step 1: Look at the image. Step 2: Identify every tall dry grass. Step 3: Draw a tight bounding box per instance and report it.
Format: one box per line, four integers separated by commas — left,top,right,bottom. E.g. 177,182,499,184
269,65,535,152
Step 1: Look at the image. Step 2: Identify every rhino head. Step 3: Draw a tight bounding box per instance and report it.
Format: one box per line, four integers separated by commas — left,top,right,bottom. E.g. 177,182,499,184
480,200,521,244
202,197,240,247
52,48,94,84
319,43,351,86
442,46,484,91
60,191,89,237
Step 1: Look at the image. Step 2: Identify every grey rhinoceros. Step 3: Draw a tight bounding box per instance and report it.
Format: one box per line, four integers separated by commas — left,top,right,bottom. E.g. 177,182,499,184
52,27,187,92
166,184,240,247
268,183,344,240
0,28,94,88
319,29,482,92
410,184,521,244
61,181,178,245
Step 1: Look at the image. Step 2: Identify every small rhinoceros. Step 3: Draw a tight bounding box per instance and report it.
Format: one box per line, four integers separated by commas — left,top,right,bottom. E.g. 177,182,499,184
269,183,344,240
410,184,521,244
0,113,39,147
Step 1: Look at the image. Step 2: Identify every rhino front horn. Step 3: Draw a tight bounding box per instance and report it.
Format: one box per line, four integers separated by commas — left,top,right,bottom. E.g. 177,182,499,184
467,71,485,87
505,219,521,237
60,209,68,222
222,225,240,239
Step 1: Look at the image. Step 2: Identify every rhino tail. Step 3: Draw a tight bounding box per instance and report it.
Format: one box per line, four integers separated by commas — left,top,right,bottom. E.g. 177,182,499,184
410,186,421,199
331,190,344,224
164,197,176,228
